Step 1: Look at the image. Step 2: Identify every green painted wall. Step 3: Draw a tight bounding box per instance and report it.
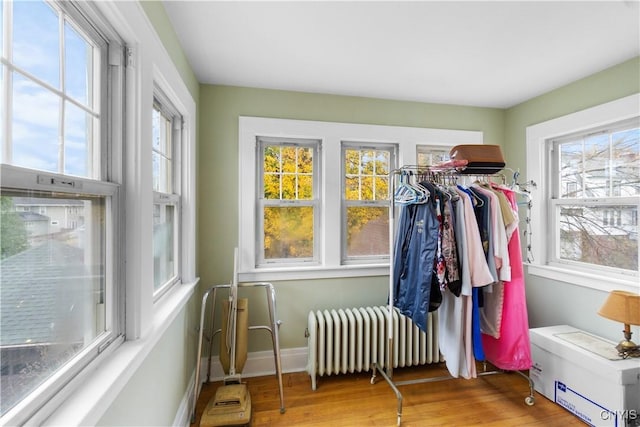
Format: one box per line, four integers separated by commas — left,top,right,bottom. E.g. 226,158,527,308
198,85,505,351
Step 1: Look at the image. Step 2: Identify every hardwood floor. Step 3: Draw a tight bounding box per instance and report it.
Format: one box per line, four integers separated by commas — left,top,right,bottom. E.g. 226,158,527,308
192,363,586,426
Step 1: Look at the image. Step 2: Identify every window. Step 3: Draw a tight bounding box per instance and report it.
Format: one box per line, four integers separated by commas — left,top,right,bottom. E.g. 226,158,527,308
342,142,396,263
257,137,320,266
526,94,640,292
238,117,482,282
0,0,123,423
152,92,181,298
551,119,639,272
416,145,450,167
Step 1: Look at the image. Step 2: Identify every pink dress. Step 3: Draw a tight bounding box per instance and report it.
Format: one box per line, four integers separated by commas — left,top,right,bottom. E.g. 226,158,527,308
480,187,533,371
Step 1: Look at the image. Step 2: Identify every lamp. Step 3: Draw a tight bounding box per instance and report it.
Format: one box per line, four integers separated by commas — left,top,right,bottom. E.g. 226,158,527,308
598,290,640,358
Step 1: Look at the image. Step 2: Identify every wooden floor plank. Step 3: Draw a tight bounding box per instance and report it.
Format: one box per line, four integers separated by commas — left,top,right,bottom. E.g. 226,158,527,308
193,363,585,426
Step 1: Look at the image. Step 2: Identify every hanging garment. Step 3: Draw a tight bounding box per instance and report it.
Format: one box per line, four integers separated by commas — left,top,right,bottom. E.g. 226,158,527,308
455,192,477,379
438,195,473,379
454,188,494,287
471,287,485,362
441,194,462,296
481,187,533,371
392,201,439,333
472,185,509,339
472,184,511,282
468,187,498,283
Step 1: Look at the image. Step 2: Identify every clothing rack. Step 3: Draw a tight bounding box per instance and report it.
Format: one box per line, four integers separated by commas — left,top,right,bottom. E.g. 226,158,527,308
371,164,536,426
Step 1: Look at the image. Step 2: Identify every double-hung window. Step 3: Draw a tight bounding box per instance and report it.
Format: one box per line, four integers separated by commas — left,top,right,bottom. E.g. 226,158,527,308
0,0,122,423
416,145,450,167
342,142,395,263
257,136,320,266
152,91,181,298
550,119,639,273
526,94,640,291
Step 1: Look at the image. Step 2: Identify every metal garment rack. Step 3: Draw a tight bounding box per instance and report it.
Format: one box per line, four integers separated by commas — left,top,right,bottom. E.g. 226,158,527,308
191,281,285,423
371,165,535,426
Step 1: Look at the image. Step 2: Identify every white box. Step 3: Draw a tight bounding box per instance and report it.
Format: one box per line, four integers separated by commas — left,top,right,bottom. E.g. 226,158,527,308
530,325,640,427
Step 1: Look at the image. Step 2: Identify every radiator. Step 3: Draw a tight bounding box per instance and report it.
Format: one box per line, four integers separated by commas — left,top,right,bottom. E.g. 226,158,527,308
306,306,442,390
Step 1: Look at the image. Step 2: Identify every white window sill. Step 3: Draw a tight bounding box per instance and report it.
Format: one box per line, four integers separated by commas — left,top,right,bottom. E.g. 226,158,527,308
526,264,639,293
41,279,199,427
239,264,389,282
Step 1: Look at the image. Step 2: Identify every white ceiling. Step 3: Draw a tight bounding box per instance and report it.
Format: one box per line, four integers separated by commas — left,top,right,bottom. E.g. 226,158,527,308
163,1,640,108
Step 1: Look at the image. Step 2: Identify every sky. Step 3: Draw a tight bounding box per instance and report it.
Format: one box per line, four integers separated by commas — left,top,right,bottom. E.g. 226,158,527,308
2,0,94,177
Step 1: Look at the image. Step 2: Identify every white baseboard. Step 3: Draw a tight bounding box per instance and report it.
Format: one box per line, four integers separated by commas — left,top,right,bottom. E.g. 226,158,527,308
174,369,196,427
199,347,308,383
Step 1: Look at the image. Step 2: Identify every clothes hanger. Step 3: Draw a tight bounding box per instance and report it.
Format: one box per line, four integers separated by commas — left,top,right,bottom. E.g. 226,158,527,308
394,170,429,205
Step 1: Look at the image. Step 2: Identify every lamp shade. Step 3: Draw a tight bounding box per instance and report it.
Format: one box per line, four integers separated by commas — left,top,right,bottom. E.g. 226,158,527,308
598,290,640,326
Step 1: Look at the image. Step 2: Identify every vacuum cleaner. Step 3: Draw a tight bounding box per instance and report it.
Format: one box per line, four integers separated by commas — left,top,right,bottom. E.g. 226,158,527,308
201,249,251,426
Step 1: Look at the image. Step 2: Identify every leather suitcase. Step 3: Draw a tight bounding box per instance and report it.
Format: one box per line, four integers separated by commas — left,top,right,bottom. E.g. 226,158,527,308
449,144,505,174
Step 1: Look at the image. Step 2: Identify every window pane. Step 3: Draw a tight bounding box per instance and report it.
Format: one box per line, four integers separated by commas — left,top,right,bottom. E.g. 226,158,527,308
152,108,172,193
13,1,60,89
153,204,175,290
345,149,359,175
263,206,313,259
559,127,640,199
375,176,389,200
346,206,389,257
282,174,296,199
263,174,280,199
361,176,374,200
558,204,638,271
559,140,583,198
612,127,640,197
298,174,312,199
345,176,359,200
64,21,92,107
281,146,297,173
263,146,280,173
152,108,171,155
152,153,171,194
583,134,610,197
344,148,390,201
262,145,313,200
12,73,60,173
0,192,105,416
64,101,91,177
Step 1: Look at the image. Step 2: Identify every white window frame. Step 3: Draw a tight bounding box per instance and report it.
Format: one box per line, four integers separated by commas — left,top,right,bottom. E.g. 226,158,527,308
341,141,397,264
0,1,124,424
152,89,182,300
256,136,321,267
526,93,640,293
0,1,198,425
239,116,482,282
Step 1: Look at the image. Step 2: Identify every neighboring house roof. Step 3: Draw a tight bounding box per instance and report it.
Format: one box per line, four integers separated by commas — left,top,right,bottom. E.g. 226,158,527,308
17,212,49,222
1,240,89,348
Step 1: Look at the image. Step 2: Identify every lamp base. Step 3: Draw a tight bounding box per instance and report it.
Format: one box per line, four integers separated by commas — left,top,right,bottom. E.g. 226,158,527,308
615,339,640,359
